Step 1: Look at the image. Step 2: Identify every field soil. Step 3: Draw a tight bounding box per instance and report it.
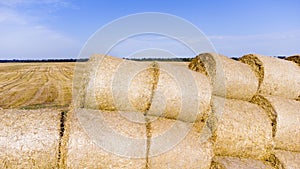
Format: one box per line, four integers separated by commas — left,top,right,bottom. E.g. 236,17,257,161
0,62,77,109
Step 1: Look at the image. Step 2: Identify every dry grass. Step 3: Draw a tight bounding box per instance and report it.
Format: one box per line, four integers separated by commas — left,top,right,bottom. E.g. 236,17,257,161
0,62,77,109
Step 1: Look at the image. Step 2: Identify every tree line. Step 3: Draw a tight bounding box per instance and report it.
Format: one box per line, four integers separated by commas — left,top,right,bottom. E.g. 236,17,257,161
0,58,89,63
0,56,286,63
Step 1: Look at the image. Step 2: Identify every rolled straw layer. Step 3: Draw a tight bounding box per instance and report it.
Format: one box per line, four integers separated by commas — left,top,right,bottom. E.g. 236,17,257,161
188,53,259,101
64,108,147,168
240,54,300,99
210,96,273,160
210,156,274,169
84,55,158,112
147,116,213,169
274,150,300,169
285,54,300,67
252,95,300,151
147,62,211,122
0,109,61,169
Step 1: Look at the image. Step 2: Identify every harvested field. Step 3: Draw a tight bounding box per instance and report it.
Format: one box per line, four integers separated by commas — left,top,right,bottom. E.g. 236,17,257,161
0,62,76,109
0,61,189,110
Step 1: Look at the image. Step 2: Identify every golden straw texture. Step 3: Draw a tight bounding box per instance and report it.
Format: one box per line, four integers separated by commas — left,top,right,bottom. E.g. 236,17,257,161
147,62,211,122
147,116,213,169
252,95,300,151
210,156,274,169
240,54,300,99
285,55,300,67
189,53,259,101
210,96,273,160
64,108,147,168
84,55,157,112
0,109,61,169
274,150,300,169
265,96,300,151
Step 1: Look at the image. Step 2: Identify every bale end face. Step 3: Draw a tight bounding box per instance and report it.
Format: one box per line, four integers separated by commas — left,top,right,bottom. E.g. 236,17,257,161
239,54,264,86
188,55,209,76
285,55,300,67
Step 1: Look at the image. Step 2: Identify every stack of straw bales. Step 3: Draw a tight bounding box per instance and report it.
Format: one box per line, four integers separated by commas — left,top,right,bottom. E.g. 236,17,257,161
1,53,300,168
239,54,300,169
64,54,214,168
239,54,300,99
189,53,300,168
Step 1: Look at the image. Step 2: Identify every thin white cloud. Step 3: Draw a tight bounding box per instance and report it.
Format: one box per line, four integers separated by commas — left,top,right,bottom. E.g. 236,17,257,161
0,0,75,8
0,1,81,59
209,30,300,57
0,7,27,24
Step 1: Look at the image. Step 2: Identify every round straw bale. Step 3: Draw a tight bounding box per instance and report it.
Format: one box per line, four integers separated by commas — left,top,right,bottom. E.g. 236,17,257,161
210,156,274,169
274,150,300,169
84,54,158,113
147,62,211,122
252,95,300,151
240,54,300,99
285,55,300,67
0,109,61,168
147,116,213,169
189,53,258,101
64,108,148,168
210,96,273,160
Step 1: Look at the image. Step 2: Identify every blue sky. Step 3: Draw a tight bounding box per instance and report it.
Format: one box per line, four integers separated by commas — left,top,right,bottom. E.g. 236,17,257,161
0,0,299,59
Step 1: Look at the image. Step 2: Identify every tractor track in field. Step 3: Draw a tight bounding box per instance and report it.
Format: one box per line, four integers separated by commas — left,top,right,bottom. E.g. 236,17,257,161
0,63,75,109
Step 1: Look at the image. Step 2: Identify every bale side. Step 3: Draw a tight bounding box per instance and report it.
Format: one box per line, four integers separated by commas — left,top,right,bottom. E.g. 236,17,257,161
285,55,300,67
66,108,147,168
210,156,274,169
274,150,300,169
239,54,264,86
264,96,300,151
84,55,157,113
147,62,211,122
189,53,259,101
147,116,213,169
286,54,300,101
251,95,277,137
211,96,273,160
240,54,300,99
0,109,61,168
